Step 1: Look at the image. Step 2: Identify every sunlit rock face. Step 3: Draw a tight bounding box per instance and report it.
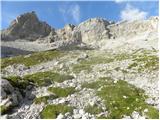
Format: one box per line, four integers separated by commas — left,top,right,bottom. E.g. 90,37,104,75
1,11,158,52
75,18,112,45
1,11,52,41
109,16,158,39
56,24,82,43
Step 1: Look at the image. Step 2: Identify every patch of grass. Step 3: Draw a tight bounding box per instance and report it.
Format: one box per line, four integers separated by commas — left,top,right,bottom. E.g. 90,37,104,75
23,71,74,86
0,105,10,115
48,87,76,97
34,95,57,104
3,76,30,89
1,50,63,69
85,104,103,115
72,51,138,74
98,79,145,118
3,71,74,87
72,63,92,73
113,53,131,61
82,77,159,119
72,56,114,73
40,104,73,119
127,54,158,72
145,106,159,119
81,77,112,89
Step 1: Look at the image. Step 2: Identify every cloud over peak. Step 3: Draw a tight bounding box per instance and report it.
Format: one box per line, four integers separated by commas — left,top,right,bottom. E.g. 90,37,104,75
59,3,81,24
120,4,148,21
69,4,80,23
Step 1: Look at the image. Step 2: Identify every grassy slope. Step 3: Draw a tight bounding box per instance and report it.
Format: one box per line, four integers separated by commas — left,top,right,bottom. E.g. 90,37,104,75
1,50,63,69
82,77,159,119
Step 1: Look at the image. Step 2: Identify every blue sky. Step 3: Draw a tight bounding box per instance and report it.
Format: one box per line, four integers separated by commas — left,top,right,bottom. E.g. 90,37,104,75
1,0,159,29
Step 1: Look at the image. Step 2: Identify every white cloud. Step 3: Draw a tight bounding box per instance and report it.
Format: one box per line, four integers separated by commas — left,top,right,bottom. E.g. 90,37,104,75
120,4,148,21
59,4,80,24
114,0,125,3
69,4,80,23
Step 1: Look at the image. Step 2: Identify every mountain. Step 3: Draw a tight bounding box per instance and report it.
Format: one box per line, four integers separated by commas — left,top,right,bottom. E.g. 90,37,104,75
1,11,158,54
1,11,52,41
0,12,159,119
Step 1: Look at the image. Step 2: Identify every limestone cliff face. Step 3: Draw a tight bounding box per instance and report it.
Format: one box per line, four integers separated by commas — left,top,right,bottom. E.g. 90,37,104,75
1,11,158,51
108,16,158,39
56,24,81,43
1,11,52,41
76,18,112,44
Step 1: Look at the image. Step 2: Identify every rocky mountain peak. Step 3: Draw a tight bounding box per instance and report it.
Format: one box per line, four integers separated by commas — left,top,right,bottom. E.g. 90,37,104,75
10,11,38,27
1,11,52,41
78,17,111,28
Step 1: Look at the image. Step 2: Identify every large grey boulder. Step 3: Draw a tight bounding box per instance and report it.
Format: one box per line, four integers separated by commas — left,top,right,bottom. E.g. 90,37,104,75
1,79,23,113
1,11,52,41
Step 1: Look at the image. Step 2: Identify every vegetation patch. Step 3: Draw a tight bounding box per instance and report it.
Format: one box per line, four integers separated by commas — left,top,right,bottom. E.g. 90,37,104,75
145,106,159,119
127,54,158,72
72,56,114,73
72,51,138,74
34,95,57,104
48,87,76,97
3,76,30,89
81,77,112,89
82,77,159,119
72,63,92,73
23,71,74,86
40,104,73,119
113,53,131,61
0,105,10,115
4,71,74,87
1,50,63,69
85,104,103,115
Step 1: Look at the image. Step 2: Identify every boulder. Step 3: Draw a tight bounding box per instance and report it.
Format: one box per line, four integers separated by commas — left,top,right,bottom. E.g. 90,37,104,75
1,79,23,114
1,79,14,94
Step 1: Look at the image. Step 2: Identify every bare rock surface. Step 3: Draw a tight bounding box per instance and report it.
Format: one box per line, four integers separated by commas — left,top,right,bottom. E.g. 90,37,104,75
1,79,23,113
1,11,52,41
1,12,158,55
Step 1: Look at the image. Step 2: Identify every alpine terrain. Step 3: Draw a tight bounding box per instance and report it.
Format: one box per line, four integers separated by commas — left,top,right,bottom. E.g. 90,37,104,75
0,11,159,119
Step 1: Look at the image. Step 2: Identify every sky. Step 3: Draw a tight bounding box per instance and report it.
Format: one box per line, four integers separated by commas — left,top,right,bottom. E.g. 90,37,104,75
1,0,159,29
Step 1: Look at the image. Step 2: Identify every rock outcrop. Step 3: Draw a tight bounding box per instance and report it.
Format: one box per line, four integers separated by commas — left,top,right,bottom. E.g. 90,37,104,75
76,18,112,46
49,24,82,49
1,11,52,41
56,24,81,42
1,79,23,115
108,16,159,39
